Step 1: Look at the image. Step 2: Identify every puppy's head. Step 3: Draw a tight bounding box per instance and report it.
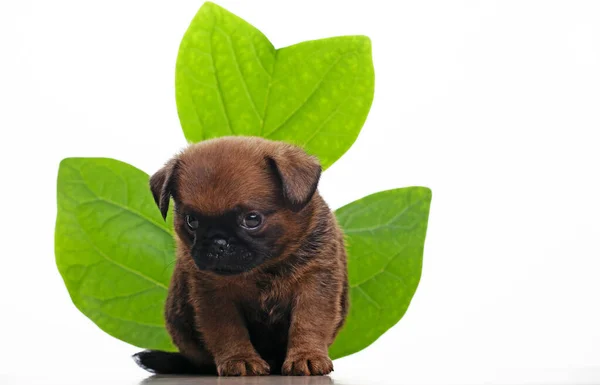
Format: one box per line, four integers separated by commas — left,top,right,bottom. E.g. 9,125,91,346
150,137,321,275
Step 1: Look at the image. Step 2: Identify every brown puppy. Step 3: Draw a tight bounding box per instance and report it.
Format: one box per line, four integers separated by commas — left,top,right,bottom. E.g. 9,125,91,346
133,137,348,376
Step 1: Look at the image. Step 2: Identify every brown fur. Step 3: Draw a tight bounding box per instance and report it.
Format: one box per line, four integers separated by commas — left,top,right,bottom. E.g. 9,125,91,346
135,137,348,376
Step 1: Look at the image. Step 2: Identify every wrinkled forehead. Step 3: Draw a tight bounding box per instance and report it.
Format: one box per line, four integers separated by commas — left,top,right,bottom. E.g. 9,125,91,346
175,154,278,215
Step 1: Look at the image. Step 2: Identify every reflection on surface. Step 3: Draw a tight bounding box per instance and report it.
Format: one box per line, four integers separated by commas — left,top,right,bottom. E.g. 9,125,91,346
140,375,334,385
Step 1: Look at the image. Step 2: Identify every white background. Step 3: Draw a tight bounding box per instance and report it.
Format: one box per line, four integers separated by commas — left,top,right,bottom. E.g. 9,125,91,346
1,0,600,384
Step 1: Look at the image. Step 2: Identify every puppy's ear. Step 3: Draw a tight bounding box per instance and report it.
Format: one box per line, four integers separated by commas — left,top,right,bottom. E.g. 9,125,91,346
267,145,322,212
149,158,179,220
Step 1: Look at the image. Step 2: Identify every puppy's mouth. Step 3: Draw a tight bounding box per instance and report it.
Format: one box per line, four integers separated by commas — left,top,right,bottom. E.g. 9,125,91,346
194,260,260,276
211,265,250,276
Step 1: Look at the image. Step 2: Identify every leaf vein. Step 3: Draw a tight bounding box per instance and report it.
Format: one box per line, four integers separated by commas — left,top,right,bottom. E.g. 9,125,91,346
247,35,272,77
265,51,358,138
87,198,171,237
209,28,233,134
215,26,261,120
342,197,427,234
355,286,382,310
72,214,169,290
260,50,277,134
90,287,164,304
87,308,166,328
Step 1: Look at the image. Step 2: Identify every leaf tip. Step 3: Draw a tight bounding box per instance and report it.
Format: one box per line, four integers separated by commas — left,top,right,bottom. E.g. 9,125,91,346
411,186,433,205
199,1,230,18
59,157,76,167
420,186,433,199
58,157,82,173
200,1,219,10
356,34,372,48
340,35,373,55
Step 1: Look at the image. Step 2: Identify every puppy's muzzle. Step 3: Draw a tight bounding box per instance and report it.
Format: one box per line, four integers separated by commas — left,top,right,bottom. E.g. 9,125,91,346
191,226,257,274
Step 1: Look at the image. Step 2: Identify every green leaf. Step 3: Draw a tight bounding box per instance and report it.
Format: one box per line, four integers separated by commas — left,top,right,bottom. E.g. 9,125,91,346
55,158,176,351
175,2,374,169
55,159,432,360
329,187,432,359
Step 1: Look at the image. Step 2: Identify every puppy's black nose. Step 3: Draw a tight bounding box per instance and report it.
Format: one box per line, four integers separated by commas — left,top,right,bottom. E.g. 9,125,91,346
213,238,227,247
207,237,229,256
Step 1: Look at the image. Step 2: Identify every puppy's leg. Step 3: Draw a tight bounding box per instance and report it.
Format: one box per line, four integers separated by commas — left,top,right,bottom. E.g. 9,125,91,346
167,266,215,366
134,265,215,374
193,292,270,376
282,271,341,376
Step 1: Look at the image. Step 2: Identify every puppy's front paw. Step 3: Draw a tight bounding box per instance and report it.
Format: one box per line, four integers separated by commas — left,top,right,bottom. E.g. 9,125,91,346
217,356,270,376
282,351,333,376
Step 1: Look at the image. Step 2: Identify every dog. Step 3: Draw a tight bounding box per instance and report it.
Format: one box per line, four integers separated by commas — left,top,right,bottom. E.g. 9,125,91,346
133,136,348,376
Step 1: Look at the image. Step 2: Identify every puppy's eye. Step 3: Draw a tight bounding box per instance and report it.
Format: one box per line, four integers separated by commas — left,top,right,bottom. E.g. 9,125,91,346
241,212,263,230
185,215,199,230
